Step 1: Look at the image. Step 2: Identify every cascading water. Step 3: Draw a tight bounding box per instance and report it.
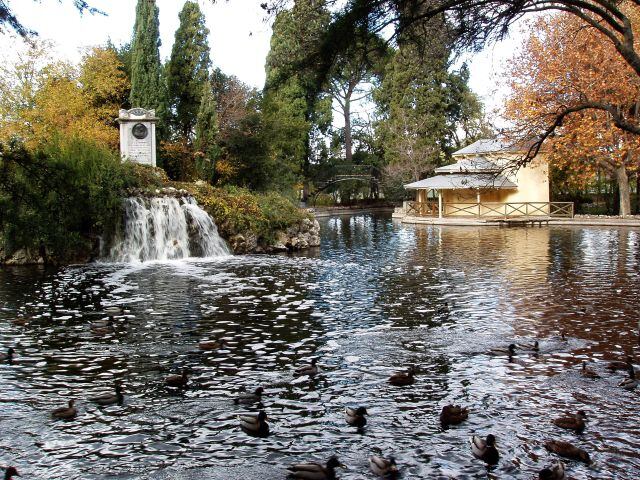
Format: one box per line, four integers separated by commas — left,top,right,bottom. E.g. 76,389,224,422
107,196,230,262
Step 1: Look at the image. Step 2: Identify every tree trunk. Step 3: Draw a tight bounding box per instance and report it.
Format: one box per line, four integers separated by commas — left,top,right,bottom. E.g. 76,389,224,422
615,164,631,216
636,173,640,214
344,98,352,162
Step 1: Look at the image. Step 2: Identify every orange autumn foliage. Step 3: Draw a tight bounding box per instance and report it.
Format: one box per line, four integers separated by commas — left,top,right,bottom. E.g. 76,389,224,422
505,11,640,188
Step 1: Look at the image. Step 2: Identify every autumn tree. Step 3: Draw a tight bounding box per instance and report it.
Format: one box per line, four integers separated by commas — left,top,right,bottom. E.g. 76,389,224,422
166,1,211,140
505,14,640,215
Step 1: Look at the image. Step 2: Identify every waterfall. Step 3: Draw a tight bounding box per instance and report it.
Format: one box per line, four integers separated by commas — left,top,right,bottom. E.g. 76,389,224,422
108,196,230,262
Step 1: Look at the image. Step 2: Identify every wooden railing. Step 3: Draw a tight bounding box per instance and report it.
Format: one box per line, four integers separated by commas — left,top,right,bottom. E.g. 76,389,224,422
405,201,574,218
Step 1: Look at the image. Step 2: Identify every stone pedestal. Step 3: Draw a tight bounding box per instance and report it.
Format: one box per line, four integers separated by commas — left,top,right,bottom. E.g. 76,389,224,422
118,108,158,166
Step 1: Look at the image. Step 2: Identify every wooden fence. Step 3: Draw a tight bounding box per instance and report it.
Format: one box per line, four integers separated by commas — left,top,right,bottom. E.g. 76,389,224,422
405,201,574,218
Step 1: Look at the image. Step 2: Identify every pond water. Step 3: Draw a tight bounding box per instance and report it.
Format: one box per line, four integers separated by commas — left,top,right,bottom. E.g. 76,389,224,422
1,214,639,479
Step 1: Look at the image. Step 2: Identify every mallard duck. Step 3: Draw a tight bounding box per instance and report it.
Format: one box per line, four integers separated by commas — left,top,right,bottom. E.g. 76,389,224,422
581,362,599,379
470,434,499,465
294,358,318,377
287,456,343,479
165,369,189,388
553,410,586,431
607,356,633,371
90,383,123,406
52,399,77,419
369,455,399,477
440,404,469,426
199,339,225,351
619,365,638,390
234,387,264,404
538,460,566,480
0,347,15,362
488,344,517,356
239,410,269,437
388,366,416,386
544,440,590,463
90,317,115,335
519,340,540,352
345,406,367,428
3,466,20,480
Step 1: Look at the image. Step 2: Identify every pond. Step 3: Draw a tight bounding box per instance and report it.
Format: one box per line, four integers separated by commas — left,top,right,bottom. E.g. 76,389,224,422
1,214,639,479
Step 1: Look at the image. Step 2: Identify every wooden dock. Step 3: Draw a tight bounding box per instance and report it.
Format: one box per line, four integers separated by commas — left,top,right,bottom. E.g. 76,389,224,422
494,218,552,227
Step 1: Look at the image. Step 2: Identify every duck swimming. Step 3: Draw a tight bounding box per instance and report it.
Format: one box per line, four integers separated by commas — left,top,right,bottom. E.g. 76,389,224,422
294,358,319,377
544,440,590,463
369,455,399,478
199,339,225,351
580,362,599,379
538,460,565,480
488,344,517,356
51,399,77,419
440,404,468,426
0,347,15,362
3,466,20,480
90,383,123,406
287,456,343,479
519,340,540,352
470,434,499,465
234,387,264,405
553,410,586,432
239,410,269,437
165,369,189,388
619,365,638,390
388,366,416,386
345,406,367,428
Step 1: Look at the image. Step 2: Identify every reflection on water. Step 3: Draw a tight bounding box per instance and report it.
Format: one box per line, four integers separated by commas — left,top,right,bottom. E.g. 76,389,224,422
1,215,639,479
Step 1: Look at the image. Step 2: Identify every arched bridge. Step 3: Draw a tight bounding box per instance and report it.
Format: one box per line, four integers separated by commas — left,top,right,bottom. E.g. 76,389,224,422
309,164,379,204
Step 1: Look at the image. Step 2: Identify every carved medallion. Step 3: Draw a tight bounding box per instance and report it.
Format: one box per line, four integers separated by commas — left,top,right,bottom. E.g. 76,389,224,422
132,123,148,139
129,108,147,116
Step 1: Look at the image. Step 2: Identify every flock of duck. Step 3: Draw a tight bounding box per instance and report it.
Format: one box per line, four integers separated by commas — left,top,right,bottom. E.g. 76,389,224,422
1,327,638,479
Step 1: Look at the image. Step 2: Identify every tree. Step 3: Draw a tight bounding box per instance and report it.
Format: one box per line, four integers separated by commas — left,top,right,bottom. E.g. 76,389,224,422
328,29,389,163
129,0,163,112
262,0,332,196
166,1,211,140
505,14,640,216
194,81,219,181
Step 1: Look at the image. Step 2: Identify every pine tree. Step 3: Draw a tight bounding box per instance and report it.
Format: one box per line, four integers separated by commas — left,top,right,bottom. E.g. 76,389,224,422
166,1,211,140
129,0,163,111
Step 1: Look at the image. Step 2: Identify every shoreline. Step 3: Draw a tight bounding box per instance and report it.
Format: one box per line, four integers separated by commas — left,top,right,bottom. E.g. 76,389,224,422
396,215,640,227
309,206,395,217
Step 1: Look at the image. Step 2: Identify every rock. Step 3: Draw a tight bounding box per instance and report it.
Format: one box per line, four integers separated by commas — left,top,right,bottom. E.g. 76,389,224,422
4,248,44,265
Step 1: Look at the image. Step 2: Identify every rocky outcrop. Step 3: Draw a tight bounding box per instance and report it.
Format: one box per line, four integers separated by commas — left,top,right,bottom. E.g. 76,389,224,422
226,218,321,254
1,247,45,265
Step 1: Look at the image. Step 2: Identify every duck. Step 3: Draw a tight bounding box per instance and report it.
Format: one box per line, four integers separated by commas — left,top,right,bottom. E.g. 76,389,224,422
488,344,517,356
470,434,499,465
3,466,20,480
294,358,319,377
580,362,599,379
90,317,115,335
239,410,269,437
439,404,469,426
198,338,225,351
607,356,633,372
619,365,638,390
51,399,77,419
287,456,343,479
388,366,416,386
345,406,367,428
90,383,124,406
519,340,540,352
165,369,189,388
544,440,590,463
538,460,566,480
559,331,568,342
552,410,587,431
0,347,15,362
234,387,264,404
369,455,399,477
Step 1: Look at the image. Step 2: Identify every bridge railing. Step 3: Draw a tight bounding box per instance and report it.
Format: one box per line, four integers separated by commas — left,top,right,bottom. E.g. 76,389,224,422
405,201,574,218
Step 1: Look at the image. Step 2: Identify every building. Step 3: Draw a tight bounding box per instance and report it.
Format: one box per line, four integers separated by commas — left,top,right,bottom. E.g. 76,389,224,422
398,138,573,220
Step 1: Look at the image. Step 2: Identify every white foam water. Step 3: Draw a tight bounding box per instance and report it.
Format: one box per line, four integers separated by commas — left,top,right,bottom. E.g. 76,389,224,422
108,196,230,262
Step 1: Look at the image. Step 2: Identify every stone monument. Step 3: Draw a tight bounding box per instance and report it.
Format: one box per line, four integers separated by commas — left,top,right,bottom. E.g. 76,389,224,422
118,108,158,166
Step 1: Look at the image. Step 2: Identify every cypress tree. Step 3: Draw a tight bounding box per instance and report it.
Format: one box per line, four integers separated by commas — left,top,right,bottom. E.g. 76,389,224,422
166,1,211,140
129,0,163,111
194,80,219,180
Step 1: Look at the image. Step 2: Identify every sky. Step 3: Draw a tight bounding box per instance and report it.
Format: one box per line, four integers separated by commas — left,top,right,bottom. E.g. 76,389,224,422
0,0,519,121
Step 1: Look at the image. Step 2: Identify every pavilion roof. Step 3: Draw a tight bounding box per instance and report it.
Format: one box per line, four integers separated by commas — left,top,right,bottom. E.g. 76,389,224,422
404,173,517,190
